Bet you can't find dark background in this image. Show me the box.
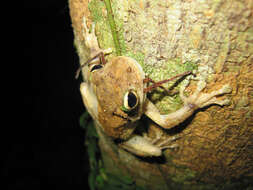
[5,1,89,188]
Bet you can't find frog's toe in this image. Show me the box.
[103,48,113,55]
[202,97,231,107]
[154,135,180,150]
[219,84,232,94]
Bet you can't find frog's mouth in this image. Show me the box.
[112,99,142,123]
[115,121,139,140]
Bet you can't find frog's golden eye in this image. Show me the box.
[90,64,103,72]
[123,90,139,111]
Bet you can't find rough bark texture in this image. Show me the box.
[69,0,253,189]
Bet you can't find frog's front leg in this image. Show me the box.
[145,81,232,129]
[80,82,99,122]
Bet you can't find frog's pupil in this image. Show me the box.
[91,64,103,72]
[128,92,137,108]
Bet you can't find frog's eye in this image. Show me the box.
[123,91,139,111]
[90,64,103,72]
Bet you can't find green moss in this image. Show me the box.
[88,0,105,23]
[88,0,116,57]
[125,51,145,66]
[144,59,197,80]
[171,168,196,184]
[145,59,197,113]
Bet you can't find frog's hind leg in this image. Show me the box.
[119,135,163,157]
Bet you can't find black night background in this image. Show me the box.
[5,1,90,188]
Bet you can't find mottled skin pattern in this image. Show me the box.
[92,57,146,139]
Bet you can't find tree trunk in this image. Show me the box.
[69,0,253,189]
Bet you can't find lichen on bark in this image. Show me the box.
[69,0,253,189]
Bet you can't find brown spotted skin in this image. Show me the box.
[91,56,146,139]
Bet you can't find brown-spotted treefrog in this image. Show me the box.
[77,18,232,157]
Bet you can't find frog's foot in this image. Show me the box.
[144,131,180,150]
[82,17,100,52]
[82,17,112,57]
[180,81,232,109]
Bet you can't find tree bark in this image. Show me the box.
[69,0,253,189]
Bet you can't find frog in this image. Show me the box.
[77,17,232,157]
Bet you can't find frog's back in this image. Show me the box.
[94,56,146,139]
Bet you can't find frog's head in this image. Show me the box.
[88,56,146,139]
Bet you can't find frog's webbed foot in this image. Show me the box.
[143,128,179,150]
[82,17,99,52]
[180,81,232,109]
[82,17,112,57]
[150,135,179,149]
